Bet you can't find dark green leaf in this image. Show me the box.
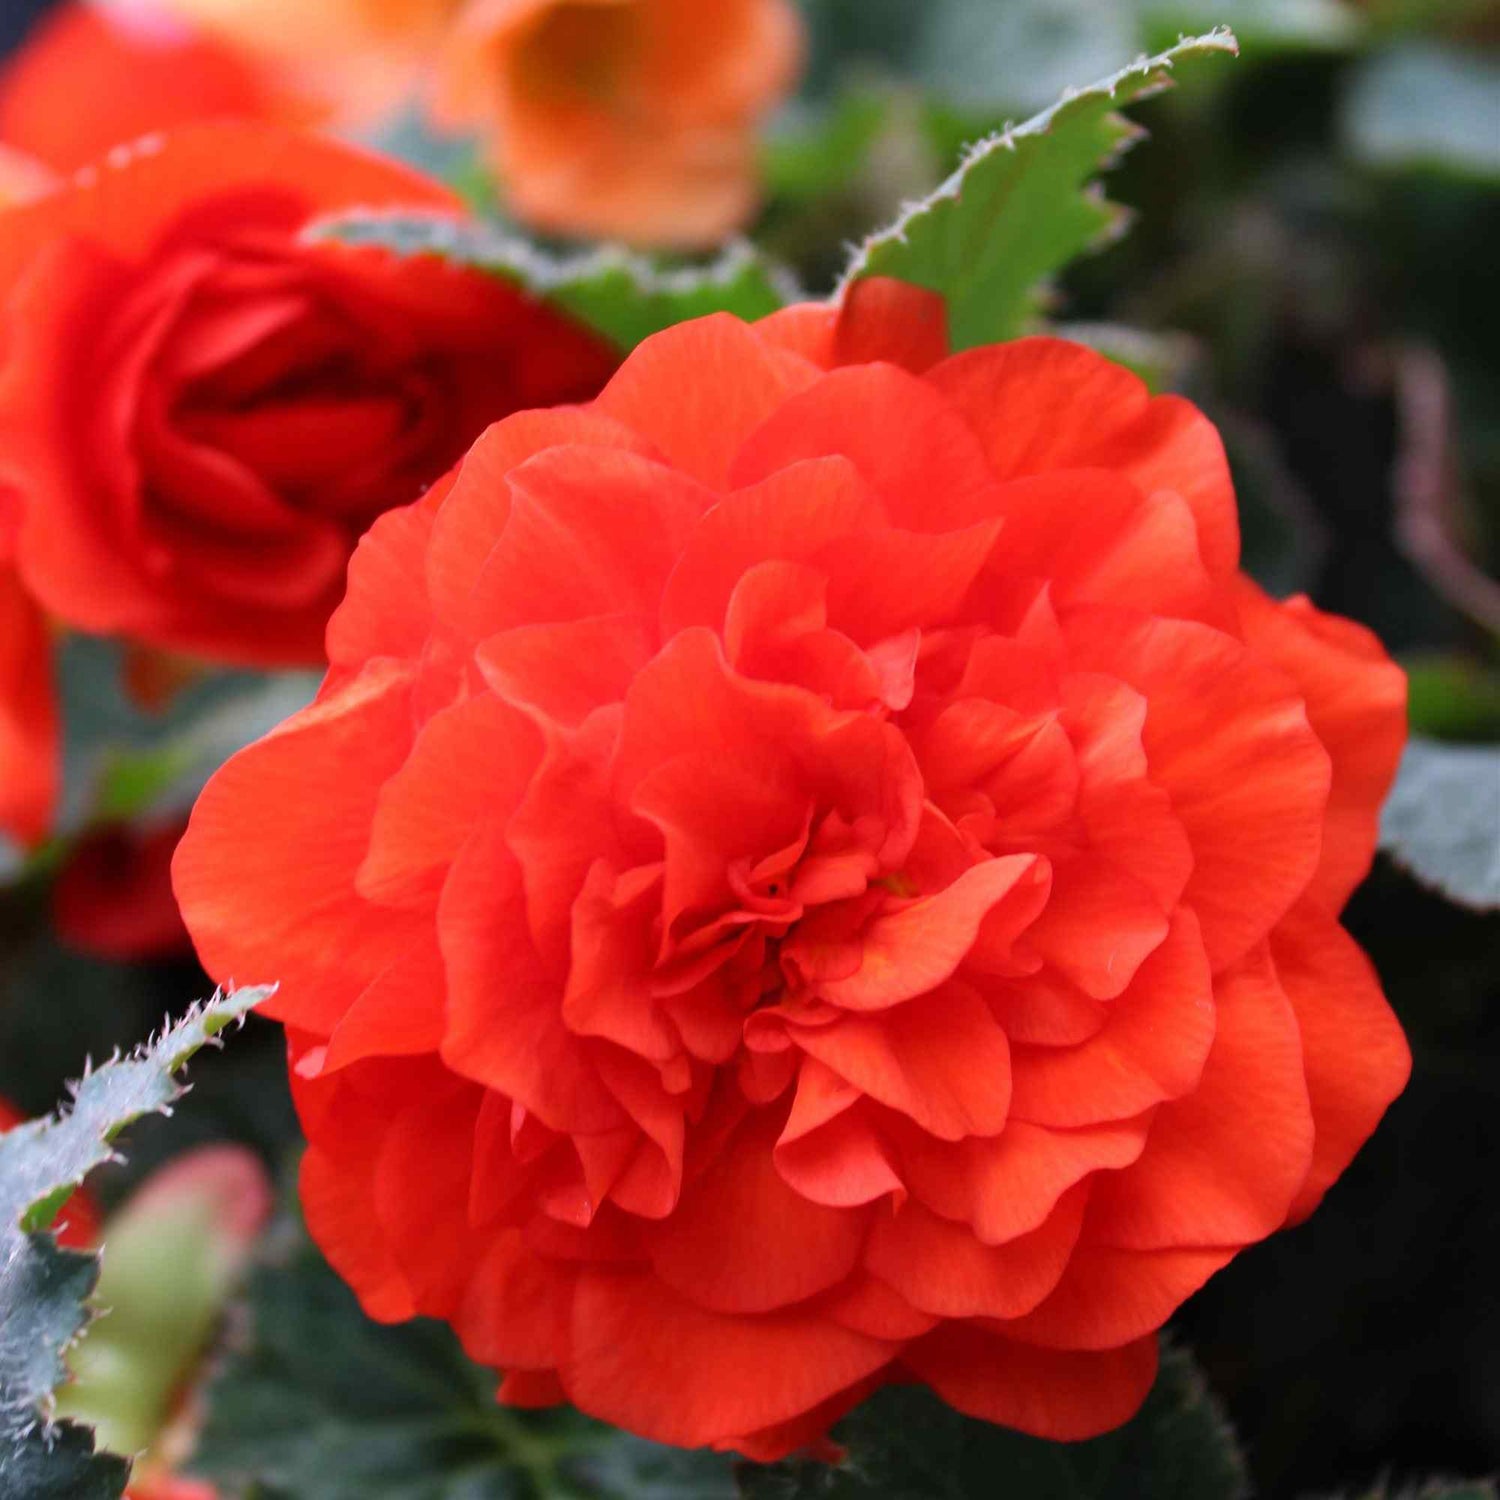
[1,988,271,1500]
[311,216,793,353]
[0,1417,131,1500]
[736,1344,1248,1499]
[840,30,1240,349]
[192,1221,737,1500]
[1379,739,1500,909]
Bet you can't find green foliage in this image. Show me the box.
[1403,656,1500,741]
[735,1345,1248,1498]
[0,989,270,1500]
[1343,43,1500,180]
[1379,739,1500,909]
[839,31,1240,349]
[191,1221,737,1499]
[312,215,793,352]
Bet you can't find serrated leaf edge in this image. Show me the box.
[835,27,1240,301]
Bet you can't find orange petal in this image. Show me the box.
[565,1267,895,1448]
[648,1106,868,1313]
[1087,945,1314,1250]
[1236,579,1407,912]
[931,337,1238,578]
[905,1325,1159,1440]
[1271,901,1411,1223]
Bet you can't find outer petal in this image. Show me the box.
[930,337,1239,578]
[594,314,819,488]
[565,1268,895,1450]
[1087,946,1314,1250]
[1271,901,1411,1223]
[998,1241,1235,1351]
[905,1326,1159,1440]
[864,1184,1088,1321]
[173,659,423,1035]
[1066,610,1331,971]
[1236,578,1407,912]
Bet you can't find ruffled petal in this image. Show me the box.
[173,659,424,1035]
[1087,945,1314,1249]
[565,1268,895,1449]
[596,314,820,488]
[648,1106,869,1314]
[905,1325,1159,1440]
[930,337,1238,578]
[1271,901,1411,1223]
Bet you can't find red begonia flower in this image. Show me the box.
[175,277,1411,1457]
[0,2,308,173]
[0,122,618,666]
[53,818,193,962]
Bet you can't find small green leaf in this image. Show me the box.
[840,30,1240,349]
[0,988,271,1500]
[736,1343,1248,1499]
[1379,739,1500,909]
[310,215,795,353]
[191,1220,737,1499]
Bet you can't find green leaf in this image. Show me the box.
[1403,655,1500,741]
[0,988,271,1500]
[735,1343,1248,1499]
[1379,738,1500,909]
[191,1220,737,1499]
[311,215,794,353]
[839,29,1240,349]
[1343,43,1500,181]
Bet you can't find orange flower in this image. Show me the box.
[174,281,1410,1458]
[0,122,617,667]
[441,0,804,246]
[0,2,310,173]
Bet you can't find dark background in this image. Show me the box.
[1,2,1496,1495]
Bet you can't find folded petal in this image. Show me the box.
[1087,945,1314,1249]
[1271,902,1411,1223]
[905,1325,1159,1440]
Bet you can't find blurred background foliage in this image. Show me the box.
[0,0,1497,1495]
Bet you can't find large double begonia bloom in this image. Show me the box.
[0,122,617,667]
[175,279,1412,1458]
